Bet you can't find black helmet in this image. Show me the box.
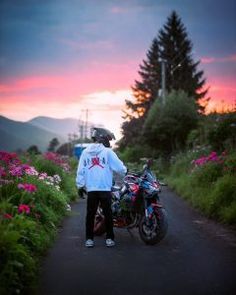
[91,127,115,147]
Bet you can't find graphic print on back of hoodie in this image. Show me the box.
[76,143,127,192]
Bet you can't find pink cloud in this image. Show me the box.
[201,54,236,64]
[0,60,138,124]
[0,60,138,102]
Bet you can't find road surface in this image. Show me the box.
[39,187,236,295]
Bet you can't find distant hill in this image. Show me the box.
[27,116,94,139]
[0,116,65,152]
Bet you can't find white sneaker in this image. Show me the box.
[106,239,115,247]
[85,239,94,247]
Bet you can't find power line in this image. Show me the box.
[169,40,188,64]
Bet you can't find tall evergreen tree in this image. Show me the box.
[120,38,161,146]
[124,38,161,119]
[120,11,208,148]
[158,11,207,104]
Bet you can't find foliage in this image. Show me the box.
[27,145,41,155]
[47,138,60,152]
[143,90,199,155]
[124,38,160,119]
[0,151,77,294]
[166,149,236,225]
[118,145,152,163]
[120,11,207,150]
[56,142,72,156]
[119,117,145,148]
[207,112,236,151]
[158,11,207,103]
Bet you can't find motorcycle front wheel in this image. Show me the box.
[138,208,168,245]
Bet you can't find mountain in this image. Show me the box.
[0,116,65,152]
[27,116,93,139]
[28,116,78,139]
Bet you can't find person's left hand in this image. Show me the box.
[78,187,86,199]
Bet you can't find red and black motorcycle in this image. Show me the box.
[94,160,168,245]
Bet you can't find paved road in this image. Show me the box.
[39,187,236,295]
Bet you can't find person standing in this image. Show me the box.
[76,127,127,247]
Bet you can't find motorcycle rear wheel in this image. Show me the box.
[93,214,106,236]
[138,208,168,245]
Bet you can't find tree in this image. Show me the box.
[27,145,41,155]
[120,38,161,146]
[120,11,207,149]
[158,11,208,107]
[47,138,60,152]
[57,142,72,156]
[125,38,161,119]
[143,90,199,155]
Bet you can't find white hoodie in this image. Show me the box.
[76,143,127,192]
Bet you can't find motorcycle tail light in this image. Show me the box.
[130,183,139,192]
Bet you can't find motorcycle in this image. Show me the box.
[94,160,168,245]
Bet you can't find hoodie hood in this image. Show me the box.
[86,143,105,155]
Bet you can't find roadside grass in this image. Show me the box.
[0,151,78,295]
[165,150,236,225]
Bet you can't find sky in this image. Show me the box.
[0,0,236,139]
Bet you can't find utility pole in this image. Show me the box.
[161,59,166,105]
[84,109,88,139]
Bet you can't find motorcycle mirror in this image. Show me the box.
[142,164,148,170]
[146,158,153,168]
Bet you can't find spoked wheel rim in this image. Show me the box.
[140,216,159,239]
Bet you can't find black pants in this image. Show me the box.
[86,191,114,240]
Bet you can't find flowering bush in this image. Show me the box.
[18,204,31,214]
[3,213,13,219]
[167,149,236,225]
[17,183,37,193]
[192,150,236,177]
[190,151,222,184]
[0,150,77,294]
[38,172,61,190]
[192,151,225,167]
[44,152,70,172]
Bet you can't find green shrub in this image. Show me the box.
[208,174,236,217]
[0,224,37,295]
[219,201,236,224]
[0,152,77,294]
[192,162,223,186]
[31,156,77,201]
[118,145,151,163]
[166,150,236,225]
[223,151,236,175]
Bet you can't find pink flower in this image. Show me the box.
[17,183,37,193]
[38,172,48,180]
[18,204,31,214]
[3,213,13,219]
[0,166,6,177]
[9,165,23,176]
[0,151,20,166]
[24,165,39,176]
[17,183,25,189]
[44,152,70,172]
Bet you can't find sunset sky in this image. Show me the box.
[0,0,235,139]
